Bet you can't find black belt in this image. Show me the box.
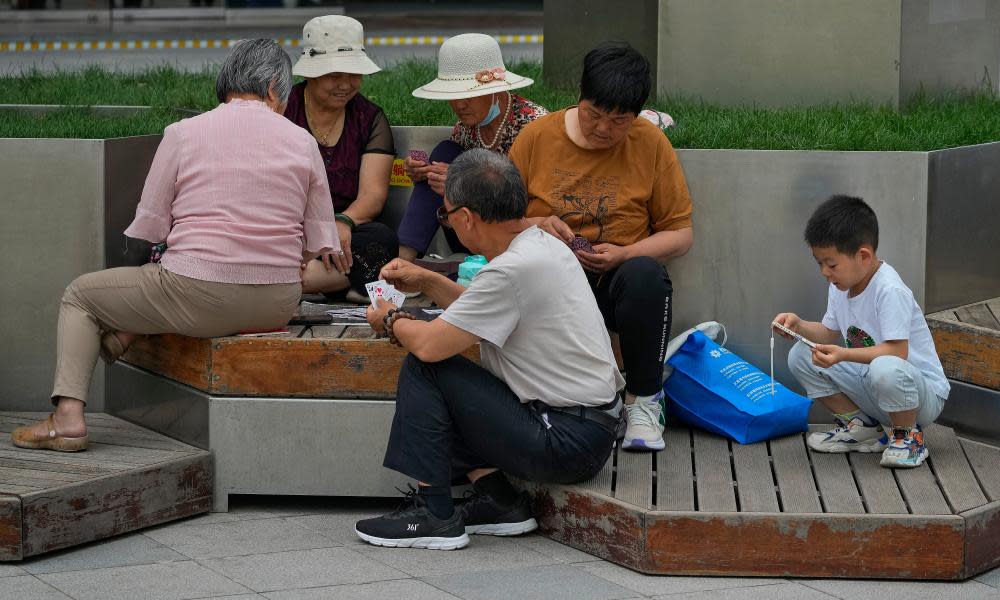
[534,396,623,434]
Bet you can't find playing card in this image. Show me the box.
[409,150,429,163]
[382,285,406,308]
[365,280,388,308]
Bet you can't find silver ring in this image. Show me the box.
[333,250,345,256]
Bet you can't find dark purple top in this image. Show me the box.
[284,82,395,213]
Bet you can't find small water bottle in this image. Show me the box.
[456,255,488,287]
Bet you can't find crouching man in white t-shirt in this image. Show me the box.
[356,148,624,551]
[773,195,949,470]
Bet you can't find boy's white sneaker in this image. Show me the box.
[807,417,888,453]
[622,392,665,452]
[880,426,929,468]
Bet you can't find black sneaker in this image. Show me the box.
[457,491,538,536]
[355,488,469,550]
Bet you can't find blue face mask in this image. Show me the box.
[478,96,501,127]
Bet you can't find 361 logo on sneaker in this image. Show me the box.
[406,524,419,531]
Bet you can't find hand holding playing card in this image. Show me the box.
[576,243,629,273]
[365,279,405,310]
[380,258,428,293]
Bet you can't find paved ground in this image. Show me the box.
[3,494,1000,600]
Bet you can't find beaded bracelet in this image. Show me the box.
[384,310,417,347]
[335,213,356,231]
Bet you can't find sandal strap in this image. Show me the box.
[46,413,58,438]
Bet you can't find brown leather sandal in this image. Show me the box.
[99,331,125,365]
[11,414,89,452]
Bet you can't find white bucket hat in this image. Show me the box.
[412,33,533,100]
[293,16,380,78]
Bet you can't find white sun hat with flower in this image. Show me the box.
[412,33,533,100]
[293,15,381,77]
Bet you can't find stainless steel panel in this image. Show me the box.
[106,362,209,449]
[0,139,106,412]
[103,136,162,269]
[671,149,929,392]
[210,397,410,500]
[938,380,1000,445]
[925,142,1000,312]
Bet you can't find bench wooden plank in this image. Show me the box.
[580,445,614,497]
[0,442,182,468]
[0,417,194,453]
[306,325,347,339]
[0,466,90,484]
[0,495,22,560]
[732,442,779,512]
[927,316,1000,390]
[693,430,736,512]
[341,326,377,339]
[986,298,1000,326]
[895,464,952,515]
[955,303,1000,330]
[656,427,694,511]
[0,457,121,477]
[961,438,1000,502]
[926,424,988,513]
[848,453,908,514]
[810,452,865,514]
[769,434,822,513]
[615,450,652,509]
[121,333,212,391]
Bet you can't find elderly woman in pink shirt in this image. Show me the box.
[12,39,339,452]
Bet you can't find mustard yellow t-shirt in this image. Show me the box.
[508,108,692,247]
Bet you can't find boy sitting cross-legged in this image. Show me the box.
[773,195,950,468]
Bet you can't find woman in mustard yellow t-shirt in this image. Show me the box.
[508,42,694,453]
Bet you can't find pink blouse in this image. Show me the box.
[125,99,339,285]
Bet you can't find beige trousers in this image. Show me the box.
[53,263,300,403]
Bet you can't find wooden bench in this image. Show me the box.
[927,297,1000,443]
[519,423,1000,580]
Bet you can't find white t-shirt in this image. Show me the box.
[441,226,625,407]
[821,262,949,399]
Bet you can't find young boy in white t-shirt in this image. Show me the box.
[773,195,949,468]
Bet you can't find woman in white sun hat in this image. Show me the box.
[285,15,399,300]
[396,33,547,262]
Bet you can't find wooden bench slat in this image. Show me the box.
[927,317,1000,390]
[986,298,1000,324]
[656,427,694,511]
[0,457,119,478]
[925,424,988,513]
[961,438,1000,502]
[307,325,347,339]
[769,434,822,513]
[693,430,737,512]
[895,464,952,515]
[810,452,865,514]
[732,441,780,512]
[580,445,614,497]
[848,453,908,514]
[341,326,377,339]
[955,302,1000,330]
[615,450,652,509]
[0,415,189,447]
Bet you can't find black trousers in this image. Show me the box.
[590,256,674,396]
[320,221,398,295]
[383,355,616,487]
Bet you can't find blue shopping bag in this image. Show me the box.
[662,330,810,444]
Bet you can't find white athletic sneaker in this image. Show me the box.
[880,426,929,468]
[807,417,888,453]
[622,393,665,451]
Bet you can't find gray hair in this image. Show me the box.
[215,39,293,105]
[444,148,527,222]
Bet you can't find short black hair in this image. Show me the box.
[444,148,527,222]
[579,42,651,116]
[805,195,879,254]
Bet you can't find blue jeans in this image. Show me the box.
[383,354,616,487]
[787,341,945,427]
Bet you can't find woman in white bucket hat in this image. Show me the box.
[284,15,399,301]
[396,33,547,262]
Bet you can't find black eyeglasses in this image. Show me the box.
[436,204,463,228]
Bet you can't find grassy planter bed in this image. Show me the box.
[2,62,1000,150]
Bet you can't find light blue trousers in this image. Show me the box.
[787,342,945,427]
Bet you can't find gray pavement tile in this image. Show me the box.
[287,509,390,548]
[207,596,267,600]
[0,565,26,578]
[576,561,787,597]
[354,534,559,577]
[802,578,1000,600]
[144,517,337,559]
[199,547,409,593]
[37,561,250,600]
[0,575,72,600]
[651,582,837,600]
[21,533,186,574]
[264,579,461,600]
[424,564,635,600]
[509,534,599,564]
[978,566,1000,589]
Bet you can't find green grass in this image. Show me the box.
[2,61,1000,150]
